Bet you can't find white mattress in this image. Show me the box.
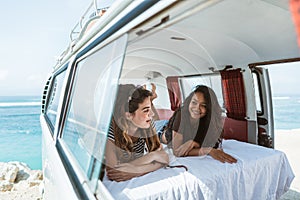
[102,140,294,200]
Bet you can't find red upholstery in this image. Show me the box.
[220,68,246,120]
[166,76,182,111]
[223,117,248,142]
[156,109,174,120]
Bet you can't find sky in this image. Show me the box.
[0,0,112,96]
[267,62,300,96]
[0,0,300,96]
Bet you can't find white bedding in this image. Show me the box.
[102,140,294,200]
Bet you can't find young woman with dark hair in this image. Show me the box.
[164,85,237,163]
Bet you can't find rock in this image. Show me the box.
[9,161,31,183]
[0,161,43,195]
[0,162,19,183]
[28,170,43,181]
[28,180,41,187]
[15,169,30,183]
[0,180,13,192]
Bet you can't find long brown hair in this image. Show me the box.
[112,84,160,153]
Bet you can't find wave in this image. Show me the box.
[275,128,300,132]
[0,102,41,107]
[273,96,290,100]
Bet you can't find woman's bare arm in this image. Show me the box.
[130,148,168,166]
[184,147,237,164]
[173,131,200,156]
[105,141,169,182]
[207,148,237,163]
[105,139,119,168]
[106,161,164,182]
[172,131,237,163]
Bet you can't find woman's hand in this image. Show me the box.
[174,140,199,157]
[149,150,169,165]
[106,151,169,182]
[208,148,237,163]
[129,147,168,166]
[106,163,144,182]
[150,83,157,102]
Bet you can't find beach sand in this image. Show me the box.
[0,186,42,200]
[275,129,300,199]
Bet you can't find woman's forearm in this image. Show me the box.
[106,162,164,182]
[130,152,155,165]
[138,161,165,174]
[187,147,211,156]
[130,149,169,166]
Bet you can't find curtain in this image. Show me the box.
[166,76,182,111]
[220,69,246,120]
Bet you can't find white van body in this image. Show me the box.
[40,0,298,199]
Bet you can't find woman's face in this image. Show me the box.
[130,96,154,129]
[189,92,207,119]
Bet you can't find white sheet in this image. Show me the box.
[102,140,294,200]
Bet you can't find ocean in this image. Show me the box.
[273,94,300,130]
[0,95,299,170]
[0,96,42,170]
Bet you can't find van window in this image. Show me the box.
[180,75,224,110]
[45,69,67,133]
[60,34,128,190]
[252,72,263,114]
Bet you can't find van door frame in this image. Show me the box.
[249,58,300,148]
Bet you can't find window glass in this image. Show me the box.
[180,75,225,112]
[46,70,67,132]
[61,34,127,190]
[252,72,263,114]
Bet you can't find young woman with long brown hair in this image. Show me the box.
[105,84,169,182]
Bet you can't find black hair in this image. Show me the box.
[168,85,222,147]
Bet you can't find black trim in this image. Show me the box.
[44,63,68,114]
[52,62,93,199]
[44,67,69,134]
[76,0,160,59]
[41,76,52,114]
[56,141,92,200]
[87,157,96,180]
[249,57,300,68]
[56,62,77,138]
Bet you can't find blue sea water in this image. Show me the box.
[273,94,300,130]
[0,95,299,170]
[0,96,42,170]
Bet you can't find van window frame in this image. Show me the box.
[44,66,68,135]
[55,34,128,196]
